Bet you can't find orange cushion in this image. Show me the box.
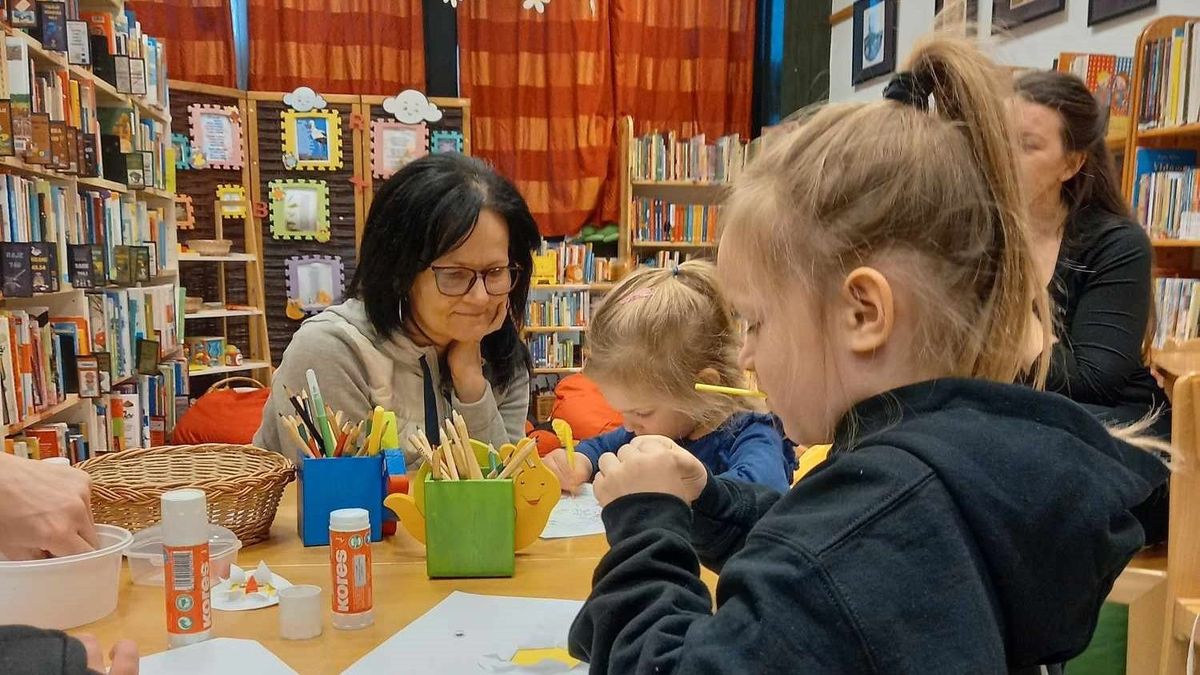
[551,374,623,440]
[172,387,271,445]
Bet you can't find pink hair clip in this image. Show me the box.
[618,287,656,305]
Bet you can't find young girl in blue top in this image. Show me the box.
[542,261,796,494]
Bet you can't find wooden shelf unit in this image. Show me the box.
[0,12,181,453]
[1124,17,1200,675]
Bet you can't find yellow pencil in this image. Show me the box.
[694,383,768,399]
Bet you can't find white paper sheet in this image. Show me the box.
[540,484,605,539]
[140,638,297,675]
[341,592,587,675]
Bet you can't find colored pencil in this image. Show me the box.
[694,383,768,399]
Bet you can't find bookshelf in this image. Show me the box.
[0,4,184,462]
[169,81,272,391]
[617,116,740,266]
[1123,16,1200,354]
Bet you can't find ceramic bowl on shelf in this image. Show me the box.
[187,239,233,256]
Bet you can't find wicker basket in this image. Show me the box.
[79,444,295,546]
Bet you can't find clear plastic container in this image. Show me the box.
[0,524,132,629]
[124,523,242,586]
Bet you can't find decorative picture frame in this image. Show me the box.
[1087,0,1155,26]
[430,130,465,155]
[285,255,344,318]
[188,104,244,170]
[372,120,428,178]
[991,0,1066,30]
[215,184,248,219]
[175,195,196,230]
[852,0,897,86]
[269,179,331,242]
[281,109,343,171]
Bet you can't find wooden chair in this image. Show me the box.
[1159,368,1200,673]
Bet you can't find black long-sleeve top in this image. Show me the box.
[567,379,1168,673]
[1048,207,1170,425]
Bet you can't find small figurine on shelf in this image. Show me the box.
[225,345,244,367]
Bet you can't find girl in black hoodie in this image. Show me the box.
[567,33,1169,674]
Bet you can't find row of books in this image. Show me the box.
[0,175,170,296]
[3,14,171,187]
[97,361,187,454]
[1055,52,1134,138]
[1135,165,1200,241]
[525,290,590,329]
[5,2,169,107]
[531,241,618,285]
[630,131,747,184]
[1154,277,1200,349]
[632,198,720,244]
[87,285,182,385]
[1132,148,1198,240]
[528,333,580,370]
[0,306,85,424]
[8,421,90,462]
[1137,21,1200,130]
[639,250,695,269]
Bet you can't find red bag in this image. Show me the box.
[172,377,271,445]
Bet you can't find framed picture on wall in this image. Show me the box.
[285,255,344,318]
[1087,0,1155,26]
[852,0,897,85]
[372,120,428,178]
[269,179,331,242]
[188,104,244,170]
[281,109,344,171]
[992,0,1066,31]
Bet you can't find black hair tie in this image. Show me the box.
[883,71,936,110]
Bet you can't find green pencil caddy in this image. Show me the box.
[423,476,516,578]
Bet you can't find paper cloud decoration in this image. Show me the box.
[283,86,327,113]
[383,90,443,124]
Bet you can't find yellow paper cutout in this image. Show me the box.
[511,648,580,668]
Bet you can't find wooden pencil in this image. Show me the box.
[439,435,461,480]
[452,411,483,479]
[280,413,316,458]
[497,438,538,479]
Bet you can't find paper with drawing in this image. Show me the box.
[540,483,604,539]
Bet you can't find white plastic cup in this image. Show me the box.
[279,585,323,640]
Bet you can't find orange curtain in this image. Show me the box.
[612,0,756,139]
[124,0,237,88]
[458,1,616,238]
[247,0,425,95]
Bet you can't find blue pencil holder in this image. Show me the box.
[297,455,386,546]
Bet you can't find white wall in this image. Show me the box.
[829,0,1199,102]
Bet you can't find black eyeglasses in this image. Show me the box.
[429,265,521,297]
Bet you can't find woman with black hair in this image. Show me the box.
[254,154,542,462]
[1014,70,1171,544]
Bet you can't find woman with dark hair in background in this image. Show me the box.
[1014,70,1171,544]
[254,154,542,462]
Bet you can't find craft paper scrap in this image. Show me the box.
[341,592,586,675]
[540,483,604,539]
[212,561,293,612]
[140,638,297,675]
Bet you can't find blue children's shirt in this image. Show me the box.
[576,412,796,493]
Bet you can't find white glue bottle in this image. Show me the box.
[329,508,374,630]
[161,488,213,648]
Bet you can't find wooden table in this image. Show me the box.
[70,485,717,673]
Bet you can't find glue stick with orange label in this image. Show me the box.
[161,488,212,648]
[329,508,374,630]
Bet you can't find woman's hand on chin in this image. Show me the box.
[447,301,508,403]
